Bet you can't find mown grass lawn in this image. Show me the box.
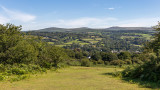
[0,66,150,90]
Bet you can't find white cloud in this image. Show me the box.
[22,22,54,31]
[0,6,36,23]
[117,18,160,27]
[51,17,118,28]
[0,15,10,24]
[21,17,118,30]
[107,8,115,10]
[51,17,159,28]
[22,17,160,31]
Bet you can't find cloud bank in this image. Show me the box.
[0,6,159,31]
[52,17,118,28]
[0,6,36,24]
[24,17,159,31]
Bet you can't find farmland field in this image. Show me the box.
[28,30,154,52]
[0,67,150,90]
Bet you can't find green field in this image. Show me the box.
[95,38,103,40]
[121,36,136,39]
[82,38,100,44]
[120,33,152,40]
[64,39,89,45]
[55,45,66,47]
[48,42,54,44]
[132,44,143,47]
[83,38,94,41]
[135,33,152,40]
[65,39,81,44]
[0,67,150,90]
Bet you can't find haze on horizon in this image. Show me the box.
[0,0,160,30]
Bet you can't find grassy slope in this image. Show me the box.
[0,67,150,90]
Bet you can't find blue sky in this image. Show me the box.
[0,0,160,30]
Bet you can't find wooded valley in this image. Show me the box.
[0,23,160,89]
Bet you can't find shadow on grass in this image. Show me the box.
[102,72,160,89]
[101,72,114,76]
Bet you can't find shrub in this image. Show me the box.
[0,64,6,73]
[125,59,132,64]
[112,71,122,77]
[40,62,52,69]
[4,64,46,75]
[110,60,125,65]
[97,60,104,64]
[92,60,98,65]
[11,68,27,75]
[0,75,5,81]
[133,58,143,64]
[121,61,160,82]
[10,75,29,82]
[81,59,91,67]
[67,60,81,66]
[104,61,110,65]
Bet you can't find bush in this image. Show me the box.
[0,75,5,81]
[10,75,29,82]
[40,62,52,69]
[67,60,81,66]
[97,60,104,64]
[110,60,125,65]
[125,59,132,64]
[3,64,47,76]
[133,58,143,64]
[81,59,91,67]
[104,61,110,65]
[92,60,98,65]
[0,64,6,73]
[121,61,160,82]
[112,71,122,77]
[11,68,27,75]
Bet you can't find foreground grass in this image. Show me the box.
[0,66,150,90]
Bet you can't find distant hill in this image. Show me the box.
[28,26,153,32]
[105,26,153,31]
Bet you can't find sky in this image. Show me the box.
[0,0,160,30]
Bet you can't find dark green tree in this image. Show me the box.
[101,52,118,62]
[91,52,101,61]
[118,51,131,60]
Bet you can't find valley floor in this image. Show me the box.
[0,66,150,90]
